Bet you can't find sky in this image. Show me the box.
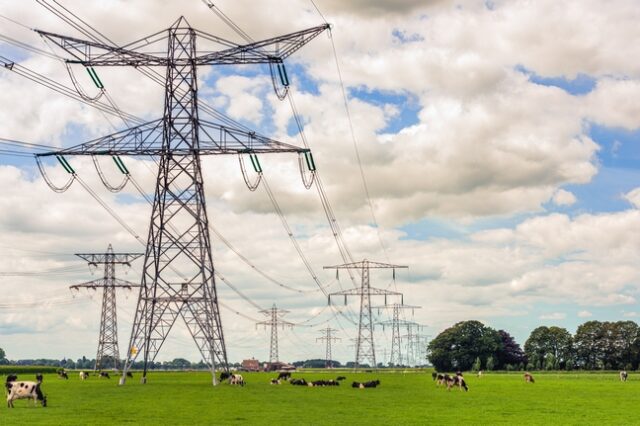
[0,0,639,365]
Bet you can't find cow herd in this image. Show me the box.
[218,371,376,389]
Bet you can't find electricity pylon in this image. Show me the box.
[402,324,428,366]
[316,327,340,368]
[256,304,293,366]
[325,260,406,370]
[376,304,420,367]
[70,244,142,371]
[35,17,329,386]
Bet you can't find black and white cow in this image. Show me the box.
[277,372,291,381]
[99,371,110,379]
[446,374,468,392]
[57,369,68,380]
[290,378,307,386]
[270,378,281,385]
[229,374,245,386]
[336,376,346,381]
[5,376,46,408]
[79,371,89,381]
[352,380,380,389]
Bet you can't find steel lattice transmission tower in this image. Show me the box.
[316,327,340,368]
[402,324,428,366]
[35,17,329,385]
[70,244,143,370]
[256,304,293,365]
[325,260,406,370]
[376,304,420,367]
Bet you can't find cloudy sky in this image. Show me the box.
[0,0,639,365]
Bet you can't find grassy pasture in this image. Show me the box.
[1,370,639,425]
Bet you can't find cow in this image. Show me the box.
[99,372,110,379]
[352,380,380,389]
[336,376,346,381]
[270,379,281,385]
[477,370,483,378]
[57,369,68,380]
[277,372,291,381]
[79,372,89,381]
[5,376,46,408]
[229,374,245,386]
[620,370,628,382]
[446,374,468,392]
[524,372,535,383]
[308,379,339,387]
[290,378,307,386]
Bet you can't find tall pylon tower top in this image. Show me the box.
[35,16,330,386]
[256,304,294,365]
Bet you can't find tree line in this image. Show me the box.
[428,320,640,371]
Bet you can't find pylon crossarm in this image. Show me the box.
[199,120,308,154]
[70,278,141,290]
[35,29,169,66]
[195,24,330,65]
[324,260,408,270]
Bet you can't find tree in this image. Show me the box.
[496,330,527,369]
[472,357,481,372]
[0,347,5,360]
[573,321,605,369]
[524,326,573,369]
[486,356,495,371]
[428,320,501,371]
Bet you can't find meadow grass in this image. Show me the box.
[1,370,639,425]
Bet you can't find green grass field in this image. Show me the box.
[2,370,639,425]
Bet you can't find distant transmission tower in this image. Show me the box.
[70,244,142,371]
[402,324,427,366]
[256,304,294,365]
[376,304,420,366]
[36,17,329,385]
[325,260,406,370]
[316,327,340,368]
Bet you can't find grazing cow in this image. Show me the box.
[229,374,245,386]
[290,378,307,386]
[352,380,380,389]
[477,370,483,378]
[99,372,110,379]
[79,372,89,381]
[277,372,291,381]
[57,369,69,380]
[620,371,628,382]
[219,371,232,382]
[5,377,46,408]
[336,376,346,381]
[126,372,133,378]
[445,374,468,392]
[270,379,281,385]
[524,372,535,383]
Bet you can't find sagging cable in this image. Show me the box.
[269,61,289,101]
[238,153,262,191]
[65,63,103,102]
[92,155,129,192]
[298,151,316,189]
[35,155,75,193]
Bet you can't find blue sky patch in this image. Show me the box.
[516,65,596,95]
[349,87,420,133]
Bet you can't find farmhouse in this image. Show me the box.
[266,361,296,372]
[241,358,260,372]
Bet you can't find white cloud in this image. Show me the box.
[552,189,577,206]
[624,187,640,209]
[539,313,567,320]
[577,310,592,318]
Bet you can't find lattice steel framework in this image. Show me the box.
[316,327,340,368]
[70,244,142,370]
[401,324,428,367]
[325,260,406,370]
[376,304,420,366]
[35,17,329,386]
[256,304,293,364]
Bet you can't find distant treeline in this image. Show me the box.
[428,320,640,371]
